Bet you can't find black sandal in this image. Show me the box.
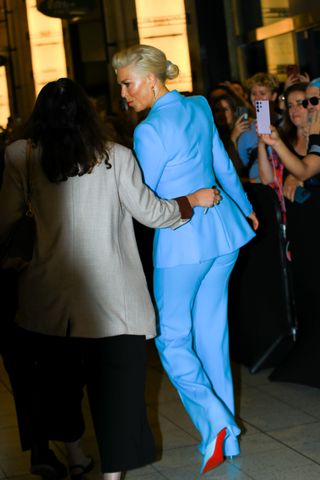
[69,458,94,480]
[31,449,68,480]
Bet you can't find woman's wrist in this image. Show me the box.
[230,131,238,144]
[308,134,320,147]
[307,134,320,156]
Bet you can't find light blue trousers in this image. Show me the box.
[154,250,240,457]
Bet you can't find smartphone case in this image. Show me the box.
[256,100,271,134]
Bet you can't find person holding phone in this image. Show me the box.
[211,94,250,176]
[257,82,316,203]
[284,65,310,92]
[113,44,258,475]
[259,79,320,184]
[259,78,320,389]
[237,72,280,181]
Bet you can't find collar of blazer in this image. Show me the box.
[151,89,181,112]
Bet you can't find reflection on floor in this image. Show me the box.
[1,343,320,480]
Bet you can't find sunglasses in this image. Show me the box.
[302,96,320,108]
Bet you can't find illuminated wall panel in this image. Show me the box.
[265,33,295,80]
[135,0,192,92]
[261,0,290,25]
[260,0,295,81]
[26,0,67,95]
[0,66,10,128]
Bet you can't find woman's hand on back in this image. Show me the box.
[187,187,221,208]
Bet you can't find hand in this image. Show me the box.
[187,187,221,208]
[308,109,320,135]
[283,174,303,202]
[247,211,259,230]
[298,72,310,83]
[230,115,250,143]
[259,125,281,147]
[284,73,300,90]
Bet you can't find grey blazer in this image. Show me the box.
[0,140,186,338]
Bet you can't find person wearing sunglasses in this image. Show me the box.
[259,78,320,390]
[259,78,320,182]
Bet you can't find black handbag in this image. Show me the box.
[0,141,36,271]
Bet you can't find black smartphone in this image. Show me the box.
[286,64,300,77]
[294,186,311,204]
[235,106,249,120]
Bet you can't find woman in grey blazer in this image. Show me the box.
[0,78,216,480]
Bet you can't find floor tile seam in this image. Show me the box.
[265,418,320,434]
[225,444,320,480]
[238,380,273,390]
[225,460,256,480]
[255,385,320,420]
[147,404,199,441]
[238,417,317,441]
[261,430,320,466]
[147,462,171,479]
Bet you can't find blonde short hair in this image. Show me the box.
[246,72,279,93]
[112,44,179,82]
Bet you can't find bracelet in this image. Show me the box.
[308,134,320,146]
[308,134,320,156]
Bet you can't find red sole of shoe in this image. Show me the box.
[202,427,227,475]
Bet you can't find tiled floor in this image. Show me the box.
[1,344,320,480]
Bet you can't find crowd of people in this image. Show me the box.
[0,44,319,480]
[209,70,320,388]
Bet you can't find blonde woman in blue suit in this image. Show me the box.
[113,45,258,475]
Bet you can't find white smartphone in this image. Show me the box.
[255,100,271,134]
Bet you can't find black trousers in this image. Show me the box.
[3,327,155,473]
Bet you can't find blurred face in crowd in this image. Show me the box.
[250,84,277,105]
[116,64,155,112]
[213,99,235,128]
[231,82,247,100]
[304,85,320,113]
[287,90,308,128]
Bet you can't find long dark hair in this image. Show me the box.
[282,82,308,147]
[23,78,110,183]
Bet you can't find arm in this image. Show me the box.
[0,144,27,243]
[258,130,304,199]
[212,120,253,217]
[283,174,303,202]
[230,115,250,145]
[260,126,320,181]
[257,139,274,185]
[114,146,215,229]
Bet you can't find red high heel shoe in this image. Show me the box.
[201,427,227,475]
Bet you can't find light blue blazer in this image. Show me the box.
[134,90,255,268]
